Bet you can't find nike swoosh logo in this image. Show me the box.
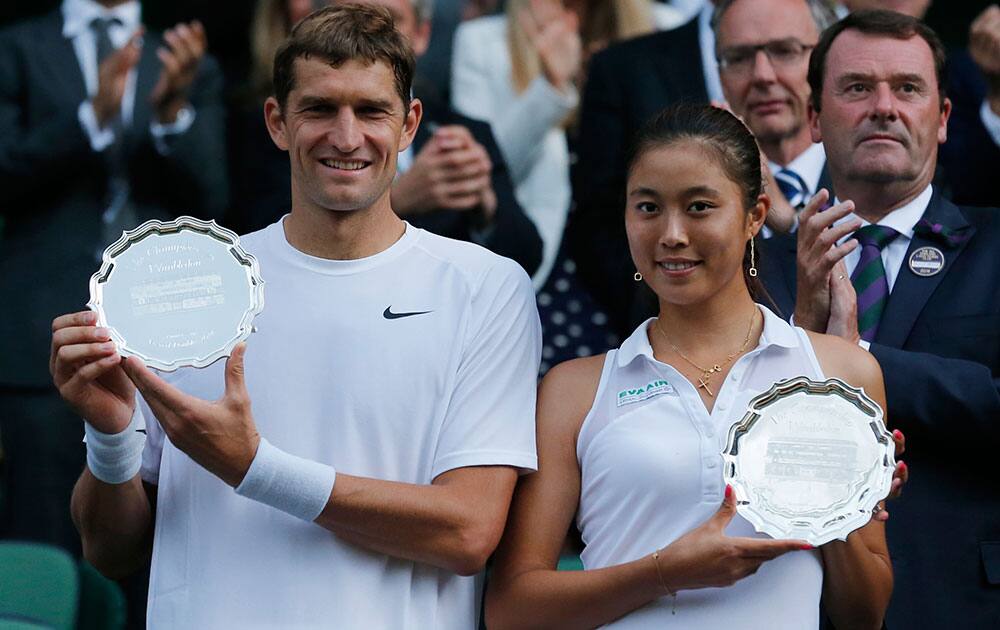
[383,306,433,320]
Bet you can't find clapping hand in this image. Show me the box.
[150,20,207,124]
[518,0,582,92]
[93,30,143,128]
[793,190,861,333]
[393,125,497,223]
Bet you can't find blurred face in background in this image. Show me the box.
[343,0,432,56]
[717,0,819,151]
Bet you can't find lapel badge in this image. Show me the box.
[908,246,944,277]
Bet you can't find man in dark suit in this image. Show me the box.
[0,0,226,552]
[714,0,836,233]
[758,11,1000,628]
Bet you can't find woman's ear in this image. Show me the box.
[749,193,770,238]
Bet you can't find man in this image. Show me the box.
[233,0,542,276]
[714,0,837,233]
[380,0,543,275]
[757,11,1000,628]
[53,5,540,627]
[0,0,225,552]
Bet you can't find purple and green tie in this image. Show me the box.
[851,225,900,343]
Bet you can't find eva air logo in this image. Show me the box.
[616,379,674,407]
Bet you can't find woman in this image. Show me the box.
[484,105,895,629]
[451,0,683,289]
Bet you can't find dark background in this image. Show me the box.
[0,0,988,96]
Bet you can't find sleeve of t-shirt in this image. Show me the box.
[431,258,542,479]
[138,391,166,486]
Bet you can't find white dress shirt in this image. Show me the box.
[767,142,828,200]
[698,3,725,104]
[63,0,193,155]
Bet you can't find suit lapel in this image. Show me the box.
[876,193,975,347]
[40,13,88,105]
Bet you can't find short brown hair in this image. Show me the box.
[808,10,947,113]
[272,4,416,111]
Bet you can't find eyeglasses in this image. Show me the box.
[717,39,816,74]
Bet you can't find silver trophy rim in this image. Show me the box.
[86,216,265,371]
[722,376,895,546]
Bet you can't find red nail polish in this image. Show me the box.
[800,544,814,550]
[725,484,732,499]
[892,429,903,440]
[899,461,907,472]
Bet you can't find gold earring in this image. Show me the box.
[748,238,758,277]
[634,271,643,282]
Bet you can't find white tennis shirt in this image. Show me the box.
[136,219,541,628]
[576,306,825,628]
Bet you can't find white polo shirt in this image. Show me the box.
[137,219,541,629]
[576,306,824,628]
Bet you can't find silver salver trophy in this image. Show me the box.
[722,377,895,546]
[88,216,265,371]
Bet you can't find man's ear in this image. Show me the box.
[937,96,952,145]
[398,97,423,152]
[264,96,289,152]
[808,101,822,144]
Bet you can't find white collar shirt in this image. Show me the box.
[834,184,933,292]
[767,142,827,198]
[698,4,725,104]
[62,0,141,125]
[575,305,826,626]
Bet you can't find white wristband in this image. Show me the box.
[234,438,337,522]
[84,409,146,485]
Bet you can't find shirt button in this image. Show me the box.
[717,401,728,411]
[707,460,717,469]
[705,428,715,438]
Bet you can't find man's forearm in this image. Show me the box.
[314,468,517,576]
[70,469,154,579]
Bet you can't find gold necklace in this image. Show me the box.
[654,309,759,397]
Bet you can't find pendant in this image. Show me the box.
[697,374,715,397]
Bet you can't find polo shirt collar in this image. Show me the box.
[616,304,797,368]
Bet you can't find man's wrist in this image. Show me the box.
[234,437,337,522]
[84,408,146,485]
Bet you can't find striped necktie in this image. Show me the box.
[851,225,900,343]
[774,168,808,209]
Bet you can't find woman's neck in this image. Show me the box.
[653,287,761,363]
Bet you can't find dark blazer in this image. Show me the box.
[228,89,542,278]
[0,10,228,387]
[938,50,1000,208]
[568,17,709,336]
[758,192,1000,629]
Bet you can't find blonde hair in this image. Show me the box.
[250,0,294,99]
[506,0,656,93]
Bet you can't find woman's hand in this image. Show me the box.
[656,485,811,592]
[872,429,908,522]
[518,0,582,92]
